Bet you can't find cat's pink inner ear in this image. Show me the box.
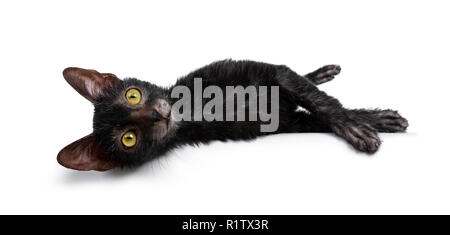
[62,67,121,103]
[57,134,115,171]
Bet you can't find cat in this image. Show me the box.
[58,60,408,171]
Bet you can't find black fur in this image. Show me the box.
[93,60,408,168]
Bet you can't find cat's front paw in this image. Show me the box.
[331,121,381,153]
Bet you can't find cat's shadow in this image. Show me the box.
[63,168,134,183]
[61,132,417,184]
[61,157,168,184]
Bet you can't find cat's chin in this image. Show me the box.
[167,111,176,130]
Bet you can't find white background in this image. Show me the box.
[0,0,449,214]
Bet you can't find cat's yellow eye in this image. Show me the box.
[126,88,141,105]
[122,131,137,148]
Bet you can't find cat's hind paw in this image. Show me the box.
[371,110,409,133]
[305,64,341,85]
[332,121,381,153]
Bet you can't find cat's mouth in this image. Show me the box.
[149,109,175,141]
[165,111,171,128]
[166,110,175,129]
[128,99,174,141]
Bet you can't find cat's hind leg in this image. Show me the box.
[277,111,382,153]
[304,64,341,85]
[277,111,332,134]
[276,65,381,153]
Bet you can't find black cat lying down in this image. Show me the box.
[58,60,408,171]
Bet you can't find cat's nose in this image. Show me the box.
[148,109,167,122]
[130,99,171,123]
[152,99,171,119]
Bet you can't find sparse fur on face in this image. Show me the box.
[58,60,408,171]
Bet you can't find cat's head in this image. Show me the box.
[57,68,176,171]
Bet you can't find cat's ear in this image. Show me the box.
[57,134,114,171]
[63,67,121,103]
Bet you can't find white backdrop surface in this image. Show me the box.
[0,0,449,214]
